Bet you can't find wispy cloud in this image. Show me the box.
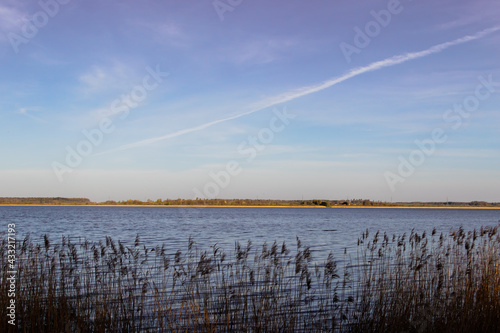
[132,20,188,47]
[224,38,297,65]
[0,4,26,41]
[98,26,500,155]
[435,148,500,159]
[16,107,46,123]
[79,62,136,96]
[437,16,482,31]
[155,22,183,38]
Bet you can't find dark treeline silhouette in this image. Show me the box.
[0,197,91,205]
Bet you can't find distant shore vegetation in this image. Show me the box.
[1,197,499,208]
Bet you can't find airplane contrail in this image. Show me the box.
[97,26,500,155]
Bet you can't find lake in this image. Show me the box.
[2,206,500,332]
[2,206,499,258]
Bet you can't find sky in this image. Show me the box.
[0,0,499,202]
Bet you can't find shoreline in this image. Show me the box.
[1,204,499,209]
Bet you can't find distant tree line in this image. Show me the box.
[101,199,311,206]
[1,197,498,207]
[0,197,91,205]
[100,199,500,207]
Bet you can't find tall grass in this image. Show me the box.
[347,225,500,332]
[1,224,499,332]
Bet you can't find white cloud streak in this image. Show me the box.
[16,107,46,123]
[99,26,500,155]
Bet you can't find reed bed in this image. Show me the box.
[1,224,499,332]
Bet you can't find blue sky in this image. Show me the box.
[0,0,499,202]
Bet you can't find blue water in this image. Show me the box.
[1,206,499,260]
